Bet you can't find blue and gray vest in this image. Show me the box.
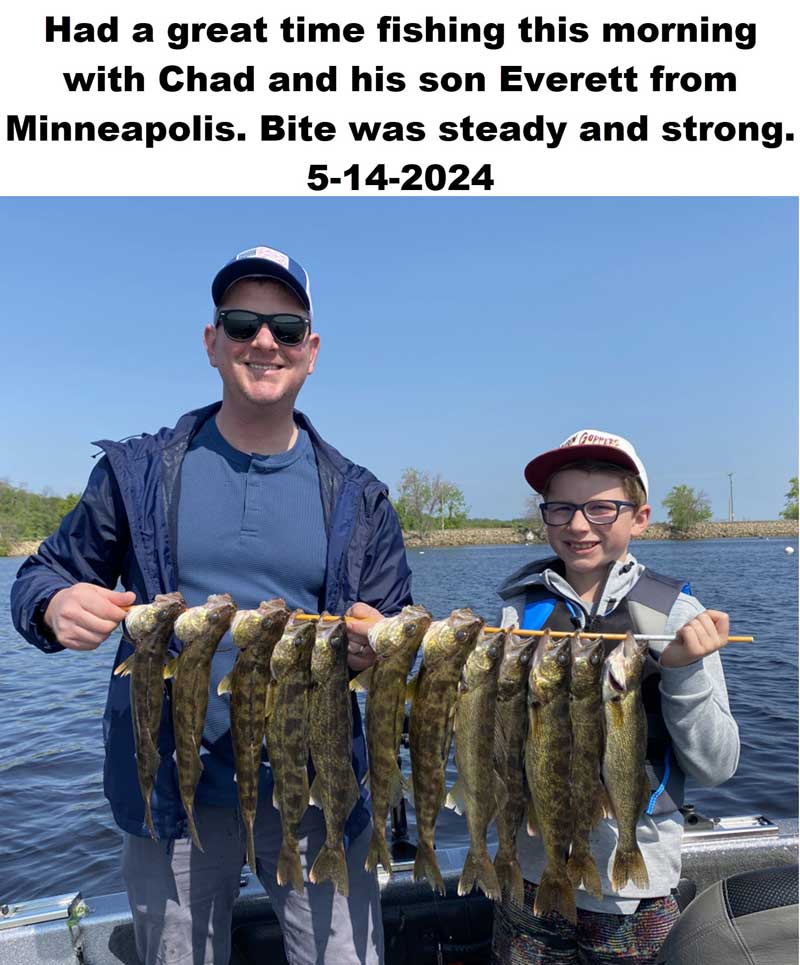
[520,558,688,816]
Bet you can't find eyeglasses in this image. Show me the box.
[216,309,310,346]
[539,500,637,526]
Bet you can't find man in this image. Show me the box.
[11,245,412,964]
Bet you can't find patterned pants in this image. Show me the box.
[492,880,679,964]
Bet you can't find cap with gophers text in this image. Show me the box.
[524,429,649,498]
[212,245,312,315]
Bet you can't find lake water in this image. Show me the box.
[1,538,797,903]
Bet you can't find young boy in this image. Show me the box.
[492,429,739,964]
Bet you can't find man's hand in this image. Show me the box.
[344,602,383,672]
[660,609,731,669]
[44,583,137,651]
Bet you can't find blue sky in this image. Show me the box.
[2,197,796,521]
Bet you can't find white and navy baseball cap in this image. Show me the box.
[212,245,313,315]
[524,429,649,498]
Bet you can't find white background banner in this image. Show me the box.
[0,0,796,195]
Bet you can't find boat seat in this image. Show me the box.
[656,864,798,965]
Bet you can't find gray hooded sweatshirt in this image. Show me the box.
[497,552,740,914]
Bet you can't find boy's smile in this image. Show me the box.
[544,469,651,602]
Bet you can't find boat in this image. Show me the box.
[2,804,796,964]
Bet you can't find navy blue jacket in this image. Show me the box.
[11,403,413,839]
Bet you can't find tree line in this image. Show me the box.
[0,480,80,555]
[0,471,796,556]
[391,467,800,539]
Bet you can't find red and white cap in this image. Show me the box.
[524,429,649,498]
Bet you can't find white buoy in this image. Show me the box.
[785,546,795,555]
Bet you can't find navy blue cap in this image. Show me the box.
[212,245,313,315]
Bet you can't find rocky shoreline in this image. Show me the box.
[6,520,798,558]
[402,519,799,548]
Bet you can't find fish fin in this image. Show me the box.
[265,683,277,718]
[309,843,349,897]
[413,841,445,895]
[388,763,406,808]
[184,803,204,853]
[349,667,374,692]
[217,671,233,696]
[442,706,456,762]
[534,867,577,923]
[143,798,158,842]
[444,777,466,816]
[527,801,540,836]
[566,845,602,898]
[244,817,256,872]
[365,828,393,875]
[494,772,509,813]
[277,839,304,894]
[404,774,415,808]
[113,654,135,677]
[405,673,420,703]
[611,845,649,891]
[163,656,179,680]
[459,849,501,902]
[494,855,524,906]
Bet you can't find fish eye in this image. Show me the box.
[591,651,602,664]
[406,623,417,635]
[519,651,531,664]
[558,651,569,665]
[293,635,303,647]
[208,611,220,623]
[488,645,498,659]
[455,630,467,642]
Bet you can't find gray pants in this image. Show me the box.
[122,802,383,965]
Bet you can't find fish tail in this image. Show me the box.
[566,845,602,898]
[277,838,304,894]
[459,849,501,902]
[143,797,158,841]
[494,854,524,906]
[534,868,576,923]
[365,827,393,875]
[413,841,445,895]
[244,816,256,872]
[184,799,204,852]
[611,845,649,891]
[309,843,349,897]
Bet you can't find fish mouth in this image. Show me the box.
[606,667,626,693]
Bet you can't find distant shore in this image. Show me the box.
[403,519,799,548]
[6,519,798,557]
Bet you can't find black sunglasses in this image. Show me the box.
[216,309,310,346]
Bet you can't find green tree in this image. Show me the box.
[430,474,469,530]
[393,468,468,537]
[780,476,799,520]
[662,484,712,532]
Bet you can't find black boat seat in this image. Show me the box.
[656,865,798,965]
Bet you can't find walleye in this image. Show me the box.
[447,628,508,901]
[493,629,536,905]
[354,605,433,874]
[217,599,292,872]
[114,592,187,840]
[567,634,606,897]
[526,631,575,922]
[602,632,650,891]
[408,608,484,894]
[167,593,237,851]
[265,612,318,893]
[308,615,360,897]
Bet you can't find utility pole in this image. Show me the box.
[728,472,734,522]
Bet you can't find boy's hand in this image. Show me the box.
[345,602,383,671]
[44,583,137,651]
[660,609,731,669]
